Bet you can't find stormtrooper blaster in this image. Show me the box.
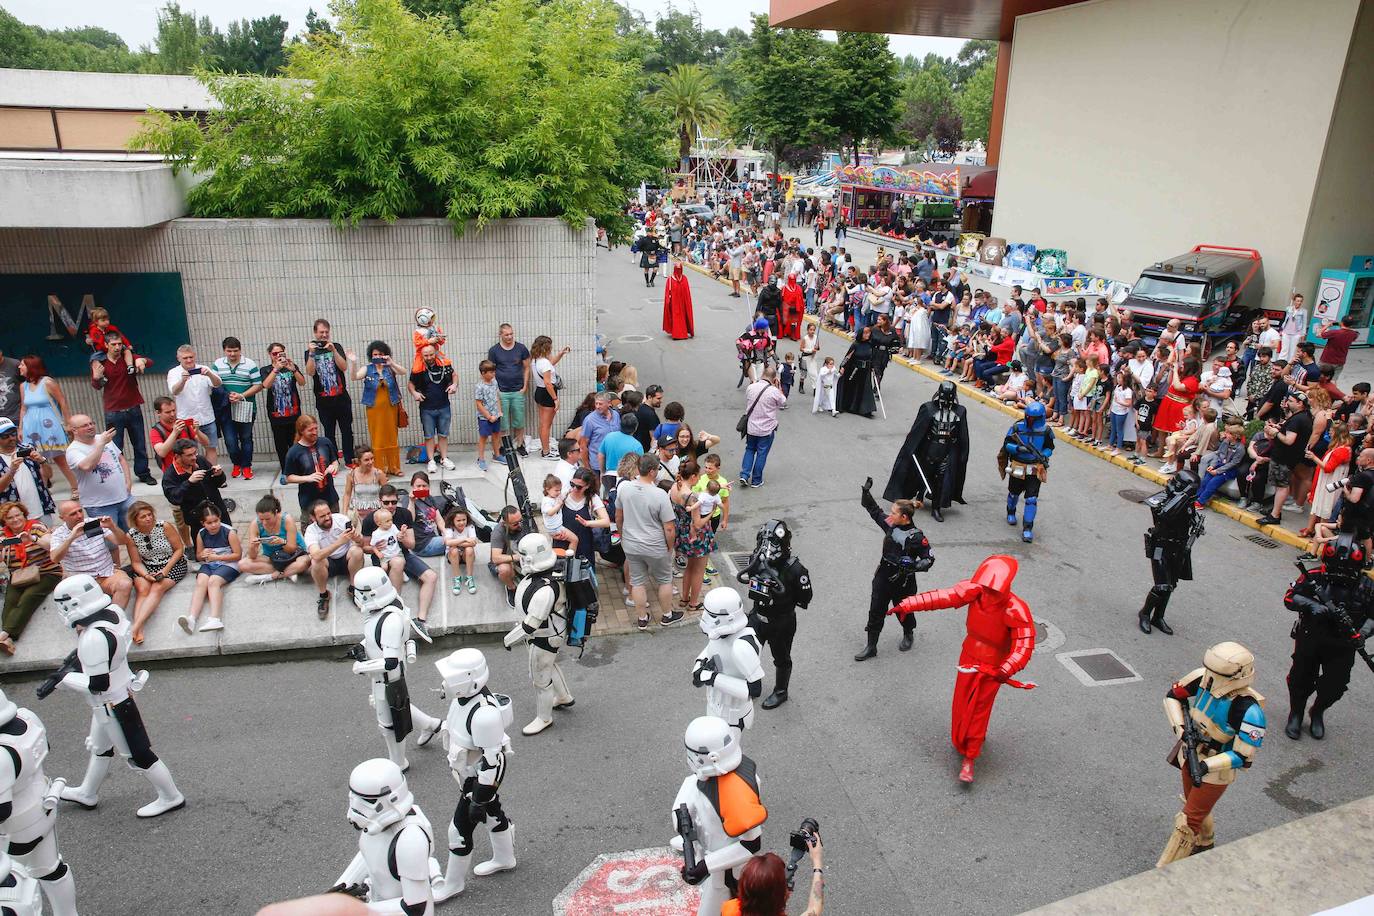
[1330,602,1374,675]
[35,649,79,700]
[674,804,703,885]
[500,434,539,537]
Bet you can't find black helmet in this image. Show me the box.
[1321,532,1367,581]
[934,381,959,408]
[755,518,792,563]
[1167,470,1201,499]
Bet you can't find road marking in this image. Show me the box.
[553,847,700,916]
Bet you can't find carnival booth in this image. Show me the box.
[835,164,960,237]
[1308,255,1374,347]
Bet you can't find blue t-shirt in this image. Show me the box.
[580,410,621,472]
[487,342,531,393]
[599,431,644,480]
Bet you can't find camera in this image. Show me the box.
[14,443,35,459]
[81,518,104,539]
[187,366,202,376]
[313,339,332,352]
[785,818,820,889]
[1326,476,1352,493]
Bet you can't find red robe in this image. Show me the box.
[662,267,695,340]
[779,278,805,340]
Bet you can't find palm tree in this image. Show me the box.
[653,64,730,172]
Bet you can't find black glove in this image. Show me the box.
[681,859,709,885]
[329,882,369,900]
[862,476,873,493]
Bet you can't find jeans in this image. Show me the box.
[1195,467,1238,505]
[931,325,947,360]
[88,495,134,531]
[222,419,255,469]
[804,288,817,315]
[739,432,775,486]
[973,359,1006,383]
[1053,377,1071,416]
[104,406,149,477]
[1108,411,1128,449]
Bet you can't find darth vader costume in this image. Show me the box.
[737,519,813,709]
[884,381,969,522]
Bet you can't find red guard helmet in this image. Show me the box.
[970,555,1018,594]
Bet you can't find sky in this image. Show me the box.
[5,0,967,61]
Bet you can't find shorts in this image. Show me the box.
[402,551,432,580]
[421,405,452,439]
[478,416,503,439]
[200,562,239,583]
[87,496,134,532]
[270,550,303,572]
[534,386,557,409]
[325,553,352,578]
[200,420,219,444]
[413,536,446,557]
[171,505,185,529]
[625,551,673,587]
[729,266,744,281]
[498,391,526,431]
[1271,462,1293,487]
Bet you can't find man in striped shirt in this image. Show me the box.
[47,499,132,608]
[213,337,264,480]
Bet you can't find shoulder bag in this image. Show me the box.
[736,385,770,438]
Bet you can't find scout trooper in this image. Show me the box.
[502,533,574,737]
[50,574,185,818]
[332,758,438,915]
[352,567,443,772]
[670,716,767,916]
[691,588,764,736]
[0,690,79,916]
[432,648,516,902]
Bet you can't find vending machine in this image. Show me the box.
[1308,255,1374,347]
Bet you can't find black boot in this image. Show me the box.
[898,627,915,652]
[932,505,944,523]
[1152,613,1174,636]
[1137,606,1153,635]
[1285,709,1303,740]
[854,637,878,661]
[763,666,791,709]
[1309,706,1326,739]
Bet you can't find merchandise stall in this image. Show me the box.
[834,164,959,233]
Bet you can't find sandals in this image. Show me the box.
[0,636,15,656]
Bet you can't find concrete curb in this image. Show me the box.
[682,258,1312,556]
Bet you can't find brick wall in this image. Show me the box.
[0,217,595,459]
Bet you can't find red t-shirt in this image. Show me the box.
[1320,327,1358,366]
[92,357,145,412]
[149,422,177,471]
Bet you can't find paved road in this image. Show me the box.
[17,244,1372,915]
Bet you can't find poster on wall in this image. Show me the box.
[0,273,192,377]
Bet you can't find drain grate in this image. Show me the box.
[1245,534,1280,549]
[1057,648,1142,687]
[1118,488,1155,503]
[726,553,753,574]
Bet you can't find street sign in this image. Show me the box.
[553,847,700,915]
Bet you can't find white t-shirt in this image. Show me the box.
[65,439,128,509]
[370,525,402,560]
[305,513,353,560]
[1111,384,1135,415]
[1258,327,1282,350]
[0,451,42,518]
[553,459,577,491]
[540,495,564,533]
[449,523,476,544]
[532,356,556,391]
[167,365,216,425]
[694,492,721,519]
[1071,325,1088,349]
[1128,358,1156,389]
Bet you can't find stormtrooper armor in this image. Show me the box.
[332,758,438,914]
[502,534,574,736]
[692,588,765,734]
[49,575,185,819]
[351,567,443,772]
[0,690,79,916]
[432,649,517,901]
[1139,470,1205,635]
[736,521,812,709]
[670,716,766,916]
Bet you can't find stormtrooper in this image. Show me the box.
[331,758,438,914]
[736,520,812,709]
[502,533,575,736]
[691,588,765,736]
[670,716,767,916]
[0,689,78,916]
[1138,470,1205,635]
[884,381,970,522]
[351,567,444,772]
[431,648,517,902]
[48,574,185,818]
[1158,643,1266,867]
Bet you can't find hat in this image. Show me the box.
[0,419,14,435]
[1288,389,1308,403]
[657,434,678,449]
[1009,360,1023,371]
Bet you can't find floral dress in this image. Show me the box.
[674,498,715,559]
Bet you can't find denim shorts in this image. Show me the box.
[421,405,452,439]
[478,416,503,438]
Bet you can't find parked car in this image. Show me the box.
[1123,246,1265,354]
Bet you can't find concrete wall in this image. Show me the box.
[0,161,192,227]
[0,67,215,111]
[993,0,1362,311]
[0,217,596,455]
[1293,0,1374,299]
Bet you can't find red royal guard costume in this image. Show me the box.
[891,555,1036,784]
[663,262,695,340]
[779,273,805,340]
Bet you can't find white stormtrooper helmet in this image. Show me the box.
[52,574,111,628]
[699,586,747,639]
[353,566,398,614]
[517,532,556,574]
[347,758,414,835]
[414,307,436,328]
[436,648,488,699]
[1201,642,1256,697]
[684,716,741,779]
[0,688,16,725]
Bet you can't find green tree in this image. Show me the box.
[0,8,43,68]
[829,31,902,164]
[398,0,468,23]
[902,64,958,148]
[957,58,996,143]
[950,38,996,90]
[215,16,288,74]
[149,2,213,73]
[133,0,669,241]
[653,63,729,169]
[734,16,836,175]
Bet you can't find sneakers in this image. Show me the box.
[542,450,560,460]
[199,618,225,632]
[1158,463,1176,474]
[476,459,489,471]
[705,562,718,576]
[505,589,517,609]
[452,576,464,595]
[231,465,241,478]
[466,576,477,594]
[137,473,158,487]
[637,615,649,630]
[1256,514,1282,526]
[660,610,685,626]
[673,566,684,579]
[412,618,430,640]
[279,473,288,486]
[427,459,439,474]
[243,573,276,585]
[517,444,529,457]
[243,467,254,480]
[177,614,196,634]
[316,592,331,619]
[440,457,457,471]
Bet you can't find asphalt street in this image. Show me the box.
[12,242,1372,915]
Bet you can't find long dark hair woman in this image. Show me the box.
[834,326,878,418]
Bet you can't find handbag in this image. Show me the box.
[737,385,770,438]
[8,563,40,587]
[397,404,410,429]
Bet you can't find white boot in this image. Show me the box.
[383,731,411,772]
[520,717,552,736]
[60,754,111,808]
[473,824,516,877]
[136,760,185,817]
[39,862,79,916]
[433,852,470,902]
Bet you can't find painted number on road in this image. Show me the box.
[554,847,700,915]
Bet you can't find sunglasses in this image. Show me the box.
[381,499,399,505]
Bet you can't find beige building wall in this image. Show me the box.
[992,0,1363,312]
[1294,0,1374,303]
[0,217,595,449]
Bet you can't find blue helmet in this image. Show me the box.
[1024,400,1046,430]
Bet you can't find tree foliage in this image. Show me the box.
[734,15,836,172]
[829,31,902,164]
[957,59,996,143]
[131,0,669,240]
[653,63,730,166]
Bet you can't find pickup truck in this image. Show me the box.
[1123,246,1265,354]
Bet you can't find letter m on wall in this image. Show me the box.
[46,293,93,341]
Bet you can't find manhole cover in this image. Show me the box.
[1245,534,1280,549]
[1118,489,1155,503]
[707,304,735,311]
[1057,648,1142,686]
[596,308,608,315]
[619,335,653,343]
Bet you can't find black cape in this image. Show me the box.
[883,400,969,505]
[835,342,877,416]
